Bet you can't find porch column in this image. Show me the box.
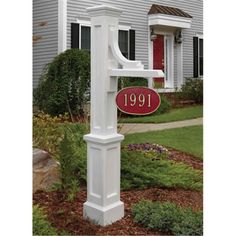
[176,41,183,89]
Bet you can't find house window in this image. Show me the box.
[199,38,203,76]
[81,26,90,50]
[193,36,203,77]
[71,23,135,60]
[118,30,129,58]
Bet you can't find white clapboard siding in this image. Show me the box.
[33,0,58,88]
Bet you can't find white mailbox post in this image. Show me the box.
[83,5,164,226]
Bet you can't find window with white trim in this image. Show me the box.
[118,30,129,58]
[71,22,135,60]
[81,26,90,50]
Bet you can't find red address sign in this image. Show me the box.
[116,87,161,115]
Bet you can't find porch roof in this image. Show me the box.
[148,4,192,29]
[148,4,192,19]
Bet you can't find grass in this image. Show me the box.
[119,105,203,124]
[121,150,202,191]
[123,125,203,159]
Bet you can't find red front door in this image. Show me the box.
[153,34,164,88]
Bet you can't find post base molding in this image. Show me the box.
[84,133,124,145]
[83,132,124,226]
[83,200,124,226]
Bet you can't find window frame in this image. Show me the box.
[76,20,131,55]
[77,20,91,50]
[195,34,204,78]
[118,30,129,59]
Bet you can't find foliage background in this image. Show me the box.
[34,49,90,116]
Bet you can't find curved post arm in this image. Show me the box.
[109,27,144,70]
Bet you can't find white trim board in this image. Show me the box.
[58,0,67,53]
[148,14,192,29]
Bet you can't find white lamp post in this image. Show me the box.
[83,5,164,226]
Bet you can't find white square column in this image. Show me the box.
[83,134,124,226]
[83,5,124,226]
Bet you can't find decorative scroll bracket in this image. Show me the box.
[108,27,164,91]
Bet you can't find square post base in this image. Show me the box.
[83,200,124,226]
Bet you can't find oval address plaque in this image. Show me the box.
[116,87,161,115]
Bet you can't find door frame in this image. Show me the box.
[148,29,174,90]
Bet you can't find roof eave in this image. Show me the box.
[148,13,192,29]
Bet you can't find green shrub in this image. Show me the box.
[172,208,203,235]
[33,205,57,236]
[57,124,87,199]
[33,112,68,156]
[33,111,88,198]
[121,150,202,191]
[132,200,203,235]
[154,95,171,115]
[118,77,148,90]
[34,49,90,116]
[180,78,203,103]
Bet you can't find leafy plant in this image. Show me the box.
[34,49,90,116]
[121,150,202,191]
[132,200,203,235]
[33,205,57,236]
[118,77,148,90]
[179,78,203,103]
[33,112,68,156]
[153,94,171,115]
[57,124,87,199]
[172,208,203,235]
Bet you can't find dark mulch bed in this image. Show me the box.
[33,187,202,235]
[33,148,203,235]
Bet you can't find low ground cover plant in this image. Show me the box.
[33,205,70,235]
[121,149,202,191]
[33,205,58,235]
[132,200,203,235]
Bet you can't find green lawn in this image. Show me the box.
[123,125,203,159]
[119,105,203,124]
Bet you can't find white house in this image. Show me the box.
[33,0,203,91]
